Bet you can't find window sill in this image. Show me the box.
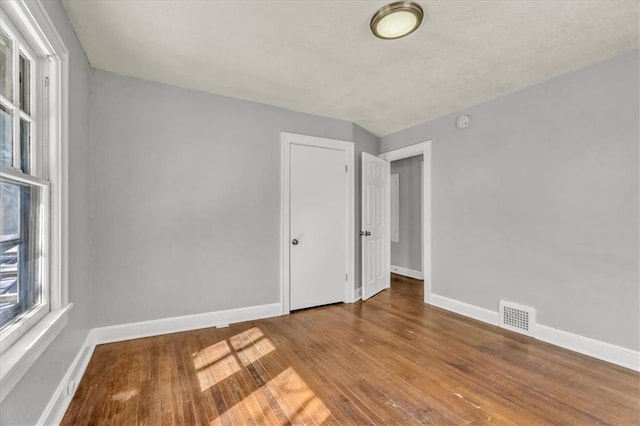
[0,304,73,402]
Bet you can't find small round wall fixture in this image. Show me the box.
[370,2,424,40]
[456,114,471,129]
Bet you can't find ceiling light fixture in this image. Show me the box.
[370,1,424,40]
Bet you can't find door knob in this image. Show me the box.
[291,239,299,245]
[360,231,371,237]
[365,231,371,236]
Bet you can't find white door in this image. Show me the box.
[290,143,347,310]
[361,152,390,300]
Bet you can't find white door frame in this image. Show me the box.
[379,141,432,303]
[281,132,355,314]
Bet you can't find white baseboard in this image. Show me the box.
[37,333,95,426]
[37,302,282,425]
[391,265,424,280]
[535,324,640,371]
[430,294,499,325]
[90,303,282,345]
[345,286,361,303]
[430,293,639,372]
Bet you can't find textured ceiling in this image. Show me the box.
[63,0,639,136]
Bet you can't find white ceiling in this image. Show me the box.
[62,0,639,137]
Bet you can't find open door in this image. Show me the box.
[361,152,390,300]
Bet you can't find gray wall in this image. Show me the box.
[89,71,376,326]
[391,155,422,272]
[0,1,93,424]
[381,49,639,351]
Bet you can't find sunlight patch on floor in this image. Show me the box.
[193,328,332,424]
[194,340,242,391]
[210,367,331,425]
[194,327,275,392]
[229,327,275,366]
[266,367,332,424]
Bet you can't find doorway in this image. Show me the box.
[379,141,432,303]
[281,132,355,314]
[389,154,423,298]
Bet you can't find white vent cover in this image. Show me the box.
[499,301,536,336]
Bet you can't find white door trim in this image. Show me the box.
[281,132,355,314]
[390,173,400,242]
[379,141,432,304]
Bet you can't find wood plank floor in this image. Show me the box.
[63,275,640,425]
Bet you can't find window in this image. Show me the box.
[0,0,70,402]
[0,20,47,334]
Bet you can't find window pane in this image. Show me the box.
[0,181,43,327]
[19,54,29,114]
[0,104,12,167]
[0,244,18,309]
[0,182,20,240]
[0,28,12,100]
[20,119,29,173]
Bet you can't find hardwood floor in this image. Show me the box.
[63,275,640,425]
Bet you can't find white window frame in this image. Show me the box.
[0,0,70,402]
[0,6,49,350]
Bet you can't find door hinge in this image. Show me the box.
[346,273,348,281]
[345,165,348,173]
[44,77,49,87]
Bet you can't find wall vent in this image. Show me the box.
[499,301,536,336]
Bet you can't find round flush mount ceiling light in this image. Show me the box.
[370,1,424,40]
